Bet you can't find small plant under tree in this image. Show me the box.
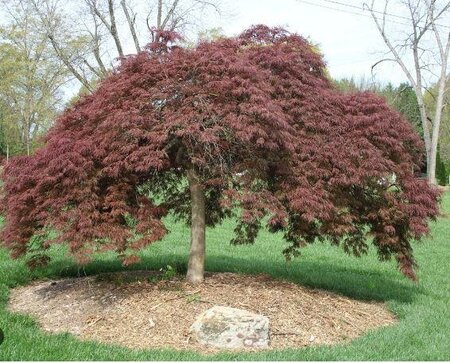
[0,26,441,283]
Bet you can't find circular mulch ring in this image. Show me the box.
[7,271,396,353]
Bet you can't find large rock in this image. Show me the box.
[189,305,269,349]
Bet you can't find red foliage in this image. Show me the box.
[0,25,440,279]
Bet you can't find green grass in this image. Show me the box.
[1,194,450,360]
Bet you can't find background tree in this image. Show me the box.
[439,92,450,162]
[8,0,224,92]
[365,0,450,185]
[0,0,223,159]
[389,83,424,137]
[0,100,22,161]
[0,2,69,157]
[0,26,440,284]
[424,76,450,184]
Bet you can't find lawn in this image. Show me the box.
[0,193,449,360]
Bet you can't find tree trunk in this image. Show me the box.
[429,97,446,186]
[120,0,140,52]
[428,30,450,186]
[107,0,124,58]
[186,168,206,284]
[428,145,437,185]
[157,0,163,30]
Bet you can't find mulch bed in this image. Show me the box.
[7,270,396,353]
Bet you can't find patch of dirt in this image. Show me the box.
[7,271,396,353]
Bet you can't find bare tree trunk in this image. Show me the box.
[429,91,448,184]
[25,117,30,156]
[88,11,109,75]
[365,0,450,186]
[429,80,447,185]
[107,0,124,57]
[161,0,180,30]
[412,45,432,163]
[186,168,206,284]
[428,16,450,185]
[120,0,140,52]
[157,0,163,30]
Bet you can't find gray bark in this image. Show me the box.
[120,0,140,52]
[157,0,163,29]
[366,0,450,185]
[186,168,206,284]
[48,34,93,92]
[107,0,124,57]
[428,24,450,184]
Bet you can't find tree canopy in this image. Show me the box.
[335,79,423,138]
[0,8,68,158]
[0,25,440,281]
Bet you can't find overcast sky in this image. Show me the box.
[2,0,437,99]
[215,0,410,86]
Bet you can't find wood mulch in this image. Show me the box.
[7,270,396,353]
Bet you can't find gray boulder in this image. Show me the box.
[190,305,269,349]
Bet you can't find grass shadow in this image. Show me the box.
[27,250,420,306]
[205,254,420,303]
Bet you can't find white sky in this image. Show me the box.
[57,0,449,99]
[3,0,443,99]
[214,0,411,86]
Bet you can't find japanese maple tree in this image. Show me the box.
[0,26,440,283]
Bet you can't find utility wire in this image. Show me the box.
[321,0,416,21]
[296,0,450,30]
[296,0,411,26]
[320,0,450,30]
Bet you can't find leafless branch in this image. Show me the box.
[85,0,124,57]
[120,0,140,52]
[365,0,450,184]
